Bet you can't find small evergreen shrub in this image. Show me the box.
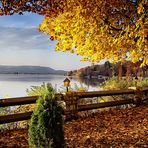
[28,84,65,148]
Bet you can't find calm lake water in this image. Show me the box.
[0,74,104,98]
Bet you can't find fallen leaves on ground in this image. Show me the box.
[65,105,148,147]
[0,105,148,148]
[0,129,28,147]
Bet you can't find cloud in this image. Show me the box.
[0,13,43,28]
[0,26,56,51]
[0,13,91,70]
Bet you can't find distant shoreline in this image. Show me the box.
[0,65,67,75]
[0,73,66,75]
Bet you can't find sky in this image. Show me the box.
[0,13,92,71]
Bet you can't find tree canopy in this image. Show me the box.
[0,0,147,66]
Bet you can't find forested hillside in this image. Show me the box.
[67,61,148,78]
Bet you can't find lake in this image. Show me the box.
[0,74,104,98]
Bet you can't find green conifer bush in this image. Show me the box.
[28,84,65,148]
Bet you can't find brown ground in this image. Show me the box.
[0,105,148,148]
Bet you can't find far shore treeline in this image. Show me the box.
[67,61,148,78]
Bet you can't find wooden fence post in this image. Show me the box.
[134,88,143,106]
[64,92,79,119]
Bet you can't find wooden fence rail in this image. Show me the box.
[0,96,38,107]
[0,88,148,124]
[0,112,33,124]
[74,87,148,98]
[77,89,135,98]
[78,99,134,111]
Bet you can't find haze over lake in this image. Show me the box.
[0,74,102,98]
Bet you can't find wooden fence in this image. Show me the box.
[0,88,148,124]
[0,96,38,124]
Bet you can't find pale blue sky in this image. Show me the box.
[0,13,92,70]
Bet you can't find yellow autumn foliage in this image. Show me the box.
[1,0,146,66]
[39,0,147,66]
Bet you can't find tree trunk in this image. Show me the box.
[126,62,131,80]
[118,62,122,80]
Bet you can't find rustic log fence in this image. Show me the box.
[0,88,148,124]
[0,96,38,124]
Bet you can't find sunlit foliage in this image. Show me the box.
[0,0,147,66]
[39,0,148,66]
[0,0,63,16]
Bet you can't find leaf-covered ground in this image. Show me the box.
[65,105,148,147]
[0,129,28,147]
[0,105,148,148]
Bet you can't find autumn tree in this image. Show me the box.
[0,0,63,15]
[0,0,147,66]
[39,0,147,66]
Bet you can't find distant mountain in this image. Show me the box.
[0,65,67,75]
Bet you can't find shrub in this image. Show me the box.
[27,82,56,96]
[103,77,148,90]
[100,77,148,107]
[28,84,65,148]
[4,83,56,129]
[59,83,88,93]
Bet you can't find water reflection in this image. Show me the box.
[69,77,105,87]
[0,74,105,98]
